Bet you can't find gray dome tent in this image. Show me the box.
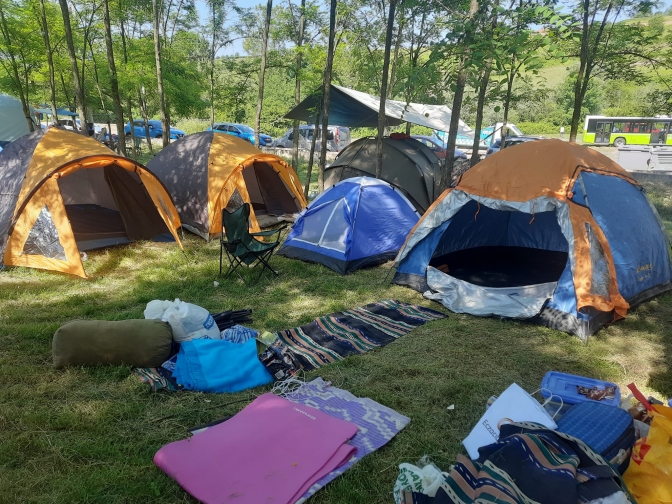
[324,135,441,213]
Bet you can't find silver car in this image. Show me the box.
[274,125,351,152]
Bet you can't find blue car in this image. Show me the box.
[124,119,185,140]
[207,122,273,147]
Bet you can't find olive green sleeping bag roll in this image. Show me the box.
[52,319,173,369]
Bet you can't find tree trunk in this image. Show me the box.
[501,69,514,148]
[569,0,591,142]
[58,0,87,135]
[440,0,479,191]
[209,1,216,129]
[388,13,404,99]
[376,0,397,179]
[152,0,170,147]
[292,0,306,173]
[255,0,273,148]
[38,0,58,124]
[103,0,126,155]
[127,97,136,160]
[59,71,71,110]
[138,89,153,153]
[0,3,34,131]
[318,0,337,192]
[304,110,321,198]
[470,66,490,166]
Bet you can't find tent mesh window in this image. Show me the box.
[225,189,244,213]
[585,222,611,301]
[21,205,67,260]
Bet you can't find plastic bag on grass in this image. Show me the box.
[145,299,220,342]
[393,457,449,504]
[622,384,672,504]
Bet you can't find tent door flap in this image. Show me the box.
[423,266,556,319]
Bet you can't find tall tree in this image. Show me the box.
[318,0,336,192]
[440,0,479,190]
[102,0,126,154]
[565,0,668,141]
[37,0,58,123]
[206,0,228,129]
[57,0,87,135]
[0,0,35,131]
[152,0,170,146]
[376,0,398,179]
[292,0,306,173]
[254,0,272,147]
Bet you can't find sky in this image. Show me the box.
[195,0,264,56]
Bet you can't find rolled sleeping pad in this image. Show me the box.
[52,319,173,369]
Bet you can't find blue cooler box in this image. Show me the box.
[540,371,621,417]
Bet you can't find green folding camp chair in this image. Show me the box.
[219,203,286,285]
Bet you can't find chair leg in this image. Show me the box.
[219,243,223,275]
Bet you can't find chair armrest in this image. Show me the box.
[250,224,288,237]
[250,224,288,240]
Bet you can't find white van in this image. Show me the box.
[274,125,351,152]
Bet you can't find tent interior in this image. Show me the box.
[428,201,569,289]
[55,165,173,251]
[240,162,303,227]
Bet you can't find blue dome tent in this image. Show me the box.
[393,140,672,339]
[278,177,420,274]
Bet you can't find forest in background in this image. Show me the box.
[1,0,672,166]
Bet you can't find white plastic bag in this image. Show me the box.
[144,300,174,320]
[393,461,449,504]
[462,383,558,459]
[145,299,220,342]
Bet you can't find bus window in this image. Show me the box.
[612,121,625,133]
[632,123,651,134]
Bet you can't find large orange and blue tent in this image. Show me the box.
[394,139,672,339]
[0,128,182,277]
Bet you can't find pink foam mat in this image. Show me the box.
[154,393,358,503]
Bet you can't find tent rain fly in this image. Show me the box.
[284,84,474,135]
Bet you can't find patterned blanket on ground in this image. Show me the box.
[274,300,445,371]
[284,377,411,503]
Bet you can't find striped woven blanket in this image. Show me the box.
[274,300,445,371]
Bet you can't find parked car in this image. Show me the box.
[411,135,467,159]
[124,119,185,140]
[480,123,524,147]
[485,136,543,157]
[207,122,272,147]
[273,125,351,152]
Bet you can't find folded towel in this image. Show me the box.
[172,338,272,393]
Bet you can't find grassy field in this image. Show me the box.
[1,178,672,503]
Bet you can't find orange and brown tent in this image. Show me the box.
[394,139,672,339]
[147,132,306,239]
[0,128,182,278]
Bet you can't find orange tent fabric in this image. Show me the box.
[147,132,306,239]
[0,129,182,277]
[456,139,635,202]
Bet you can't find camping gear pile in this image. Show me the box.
[50,297,428,503]
[394,374,672,504]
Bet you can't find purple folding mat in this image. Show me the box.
[153,393,358,504]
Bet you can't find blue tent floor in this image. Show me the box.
[429,246,568,288]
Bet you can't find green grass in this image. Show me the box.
[1,181,672,503]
